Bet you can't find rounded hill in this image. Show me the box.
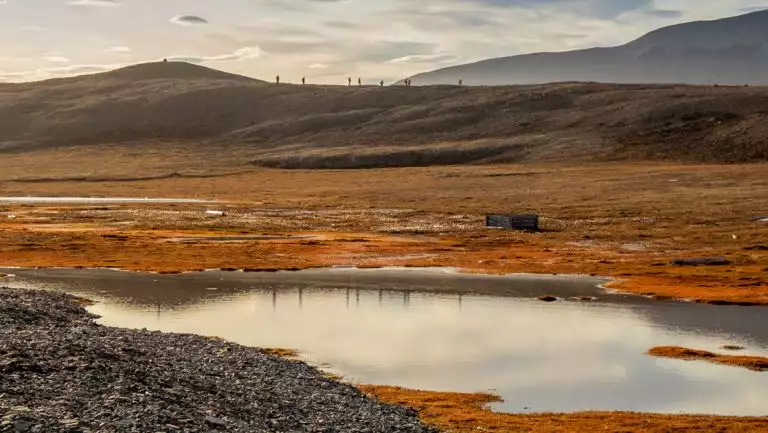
[95,62,262,82]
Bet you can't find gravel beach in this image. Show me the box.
[0,287,436,433]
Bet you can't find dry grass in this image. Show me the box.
[360,385,768,432]
[263,348,300,358]
[0,161,765,304]
[649,346,768,372]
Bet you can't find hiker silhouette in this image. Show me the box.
[348,77,352,86]
[302,76,306,85]
[276,75,280,84]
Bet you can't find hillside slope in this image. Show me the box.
[0,62,767,168]
[406,9,768,86]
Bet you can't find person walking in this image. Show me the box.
[348,77,352,86]
[358,77,362,86]
[459,79,463,86]
[380,80,384,87]
[276,75,280,84]
[302,76,306,85]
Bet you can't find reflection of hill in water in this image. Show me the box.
[5,267,768,415]
[629,302,768,346]
[4,268,609,307]
[5,267,768,346]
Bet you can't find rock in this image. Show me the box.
[0,287,435,433]
[721,345,746,351]
[13,420,34,432]
[671,257,731,266]
[204,416,227,428]
[59,419,79,428]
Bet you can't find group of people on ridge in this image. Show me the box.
[275,75,465,87]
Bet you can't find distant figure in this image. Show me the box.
[276,75,280,84]
[163,58,168,63]
[348,77,352,86]
[459,79,463,86]
[302,76,306,85]
[358,77,362,86]
[380,80,384,87]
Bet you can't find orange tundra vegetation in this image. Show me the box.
[359,385,768,433]
[649,346,768,372]
[0,160,766,304]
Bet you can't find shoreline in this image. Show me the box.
[3,287,768,433]
[0,287,434,433]
[3,261,766,307]
[1,266,637,305]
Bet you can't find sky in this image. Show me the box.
[1,0,767,84]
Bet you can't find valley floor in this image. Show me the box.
[1,159,767,431]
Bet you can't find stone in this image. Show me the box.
[204,416,227,428]
[13,420,34,432]
[671,257,731,266]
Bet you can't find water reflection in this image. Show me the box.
[4,268,768,416]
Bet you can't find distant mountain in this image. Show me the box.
[405,9,768,86]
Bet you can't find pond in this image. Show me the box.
[3,267,767,416]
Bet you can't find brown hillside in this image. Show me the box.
[1,63,767,167]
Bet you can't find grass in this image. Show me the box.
[649,346,768,372]
[360,385,768,432]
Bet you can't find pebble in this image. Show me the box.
[1,287,435,433]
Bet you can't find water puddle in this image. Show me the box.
[164,235,320,243]
[0,197,213,204]
[3,268,768,416]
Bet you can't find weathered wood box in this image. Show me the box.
[486,214,539,231]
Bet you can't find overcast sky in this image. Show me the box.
[1,0,767,84]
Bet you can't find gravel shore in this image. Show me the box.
[0,287,436,433]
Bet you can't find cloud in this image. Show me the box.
[104,46,132,53]
[166,47,264,64]
[386,53,460,64]
[309,63,329,69]
[68,0,120,6]
[170,15,209,26]
[41,56,71,63]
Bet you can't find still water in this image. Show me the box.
[3,268,767,416]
